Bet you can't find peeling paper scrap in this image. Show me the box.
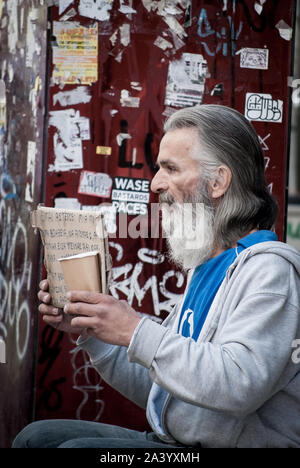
[116,132,131,146]
[78,171,113,198]
[119,0,137,15]
[254,2,263,15]
[60,7,77,21]
[276,20,293,41]
[131,81,142,91]
[54,197,81,210]
[59,0,74,15]
[120,23,130,46]
[163,15,187,39]
[78,0,113,21]
[120,89,140,108]
[154,36,173,51]
[26,9,42,67]
[0,79,6,131]
[96,146,112,155]
[239,47,269,70]
[53,86,92,107]
[25,141,37,203]
[81,204,117,235]
[245,93,283,123]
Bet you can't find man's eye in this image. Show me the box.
[167,166,177,173]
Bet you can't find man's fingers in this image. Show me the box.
[38,289,51,304]
[64,300,97,317]
[66,290,108,304]
[39,279,49,291]
[70,315,96,330]
[42,313,63,325]
[39,303,60,315]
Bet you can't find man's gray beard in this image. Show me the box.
[160,192,215,271]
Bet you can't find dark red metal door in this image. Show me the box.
[35,0,296,431]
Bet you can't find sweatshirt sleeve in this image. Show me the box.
[127,253,300,418]
[77,317,154,409]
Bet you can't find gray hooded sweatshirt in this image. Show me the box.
[78,241,300,448]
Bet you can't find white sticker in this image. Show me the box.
[111,177,150,215]
[78,171,112,198]
[245,93,283,123]
[239,47,269,70]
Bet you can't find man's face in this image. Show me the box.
[151,128,215,270]
[150,128,202,203]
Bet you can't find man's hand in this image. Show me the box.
[38,280,87,336]
[64,291,142,347]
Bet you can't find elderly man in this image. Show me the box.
[13,105,300,448]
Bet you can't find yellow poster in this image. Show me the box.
[52,22,98,85]
[0,1,3,19]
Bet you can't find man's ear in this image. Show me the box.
[209,165,232,199]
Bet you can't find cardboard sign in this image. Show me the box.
[31,205,111,308]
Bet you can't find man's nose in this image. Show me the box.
[150,170,169,194]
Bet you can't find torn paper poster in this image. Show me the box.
[120,89,140,107]
[52,22,98,85]
[25,141,37,203]
[48,109,90,171]
[165,53,208,108]
[238,47,269,70]
[50,132,83,172]
[78,171,113,198]
[53,86,92,107]
[276,20,293,41]
[49,109,90,144]
[245,93,283,123]
[78,0,113,21]
[59,0,74,15]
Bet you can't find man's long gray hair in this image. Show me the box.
[164,104,278,250]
